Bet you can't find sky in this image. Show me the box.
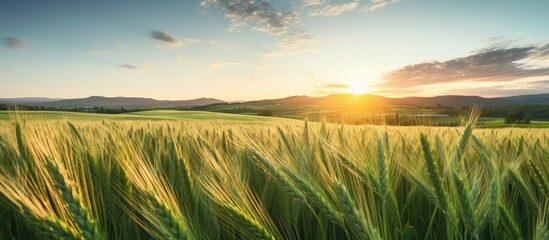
[1,0,549,101]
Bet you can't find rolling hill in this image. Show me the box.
[0,96,226,108]
[247,93,549,107]
[2,93,549,109]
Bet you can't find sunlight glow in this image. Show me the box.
[346,83,367,95]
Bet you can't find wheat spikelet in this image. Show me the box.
[284,169,343,223]
[143,191,190,240]
[452,172,477,234]
[499,202,522,239]
[376,138,400,228]
[527,159,549,198]
[453,123,473,164]
[47,161,105,240]
[18,204,81,240]
[220,203,274,240]
[250,151,308,205]
[420,134,449,212]
[334,181,381,240]
[15,122,29,161]
[507,167,538,208]
[486,177,500,227]
[42,217,81,240]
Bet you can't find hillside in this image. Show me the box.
[1,96,226,108]
[247,93,549,107]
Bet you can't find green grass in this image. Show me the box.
[0,110,276,122]
[125,110,274,122]
[0,110,548,239]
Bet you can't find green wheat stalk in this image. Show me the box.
[47,161,106,240]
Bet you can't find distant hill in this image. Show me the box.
[246,93,549,107]
[3,93,549,109]
[3,96,226,108]
[0,97,62,103]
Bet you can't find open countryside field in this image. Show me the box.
[0,112,547,239]
[0,110,277,122]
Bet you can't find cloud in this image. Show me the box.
[201,0,301,36]
[382,41,549,88]
[277,31,316,49]
[305,0,359,17]
[87,49,112,56]
[304,0,399,17]
[363,0,401,12]
[3,37,26,49]
[442,80,549,97]
[261,48,316,57]
[182,38,201,44]
[150,31,181,46]
[321,83,350,88]
[119,62,151,70]
[202,0,315,53]
[210,59,252,69]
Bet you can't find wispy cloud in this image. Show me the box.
[150,31,182,46]
[261,48,316,57]
[87,49,112,56]
[182,38,201,44]
[304,0,400,17]
[313,82,351,94]
[305,0,359,17]
[210,58,252,69]
[363,0,401,12]
[442,79,549,97]
[382,41,549,88]
[321,83,350,88]
[119,62,151,70]
[3,37,26,49]
[277,31,316,49]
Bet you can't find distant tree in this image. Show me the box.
[514,111,526,121]
[505,111,530,124]
[258,110,273,116]
[504,112,516,124]
[521,113,531,124]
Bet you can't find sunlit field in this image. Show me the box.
[0,111,547,239]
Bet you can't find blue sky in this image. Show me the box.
[1,0,549,100]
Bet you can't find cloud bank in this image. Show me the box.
[382,41,549,88]
[442,79,549,97]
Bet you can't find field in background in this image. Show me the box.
[0,110,276,122]
[3,110,549,128]
[0,112,547,239]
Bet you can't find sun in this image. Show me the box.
[347,83,367,95]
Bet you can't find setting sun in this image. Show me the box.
[346,83,367,95]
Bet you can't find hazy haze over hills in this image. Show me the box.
[0,96,225,108]
[2,93,549,109]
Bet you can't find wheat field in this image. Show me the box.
[0,115,548,239]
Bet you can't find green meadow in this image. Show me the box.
[0,110,275,122]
